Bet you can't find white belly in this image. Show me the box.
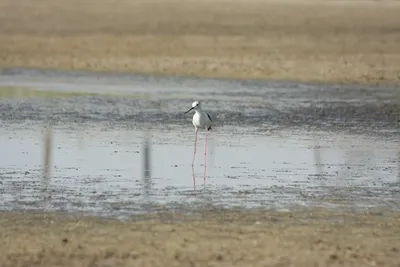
[192,112,211,130]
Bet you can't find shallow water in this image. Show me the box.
[0,123,399,217]
[0,68,399,217]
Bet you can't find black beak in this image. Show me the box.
[184,107,194,114]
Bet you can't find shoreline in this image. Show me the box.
[2,58,399,87]
[1,66,399,89]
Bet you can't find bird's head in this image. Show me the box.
[184,101,201,114]
[192,101,201,108]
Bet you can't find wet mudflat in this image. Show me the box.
[0,69,399,267]
[0,68,399,216]
[0,68,399,134]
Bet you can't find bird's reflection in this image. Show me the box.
[203,164,207,187]
[192,165,196,192]
[192,164,207,193]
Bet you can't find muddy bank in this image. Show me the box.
[0,210,399,267]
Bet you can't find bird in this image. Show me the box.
[184,101,212,167]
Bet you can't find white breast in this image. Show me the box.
[192,111,211,130]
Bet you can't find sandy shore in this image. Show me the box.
[0,209,399,267]
[0,0,400,85]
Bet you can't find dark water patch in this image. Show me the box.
[0,96,398,138]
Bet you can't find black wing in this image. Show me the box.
[206,112,212,131]
[206,112,212,122]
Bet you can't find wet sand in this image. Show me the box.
[1,0,400,85]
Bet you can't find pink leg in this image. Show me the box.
[204,131,211,184]
[192,128,198,167]
[192,165,196,193]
